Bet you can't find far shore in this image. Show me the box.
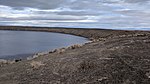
[0,26,149,41]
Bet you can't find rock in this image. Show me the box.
[68,44,82,49]
[15,59,22,62]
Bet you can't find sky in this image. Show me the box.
[0,0,150,30]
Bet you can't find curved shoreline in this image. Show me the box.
[0,30,89,61]
[1,26,150,83]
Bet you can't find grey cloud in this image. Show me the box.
[0,0,149,10]
[67,0,114,10]
[0,0,150,29]
[116,9,150,18]
[0,0,68,9]
[103,0,150,4]
[0,0,119,10]
[0,14,87,21]
[56,11,101,16]
[124,0,149,3]
[16,16,87,21]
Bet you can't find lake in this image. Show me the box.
[0,30,88,60]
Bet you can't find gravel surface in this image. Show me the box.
[0,26,150,84]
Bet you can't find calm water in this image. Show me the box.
[0,30,88,60]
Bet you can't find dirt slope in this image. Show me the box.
[0,26,150,84]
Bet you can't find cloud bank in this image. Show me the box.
[0,0,150,30]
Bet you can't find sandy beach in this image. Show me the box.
[0,26,150,84]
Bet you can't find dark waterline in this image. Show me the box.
[0,30,88,60]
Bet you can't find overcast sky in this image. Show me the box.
[0,0,150,30]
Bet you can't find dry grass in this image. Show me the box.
[30,61,45,69]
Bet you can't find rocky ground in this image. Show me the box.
[0,26,150,84]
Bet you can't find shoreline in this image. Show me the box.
[0,26,92,63]
[1,26,150,83]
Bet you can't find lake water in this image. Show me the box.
[0,30,88,60]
